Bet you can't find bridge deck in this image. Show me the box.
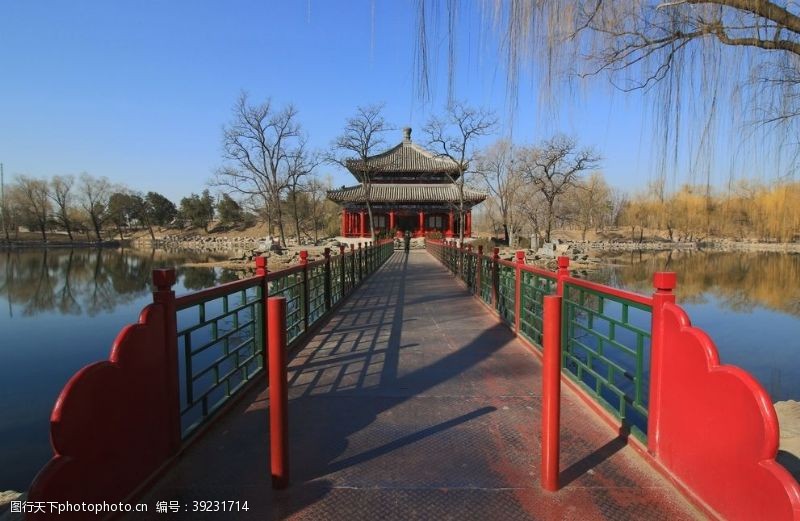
[131,251,701,520]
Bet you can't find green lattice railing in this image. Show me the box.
[175,240,394,437]
[562,280,652,439]
[426,239,653,440]
[519,270,558,347]
[176,279,263,438]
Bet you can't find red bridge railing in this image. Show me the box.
[427,239,800,521]
[26,239,394,520]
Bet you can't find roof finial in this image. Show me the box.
[403,127,412,143]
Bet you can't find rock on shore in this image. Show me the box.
[775,400,800,481]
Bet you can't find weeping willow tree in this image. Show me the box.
[414,1,800,198]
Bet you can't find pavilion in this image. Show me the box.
[327,128,487,238]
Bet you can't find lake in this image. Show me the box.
[1,247,798,491]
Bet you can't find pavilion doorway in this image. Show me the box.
[396,214,417,233]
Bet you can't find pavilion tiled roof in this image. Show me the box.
[327,183,487,204]
[345,128,460,176]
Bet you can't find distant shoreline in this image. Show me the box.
[0,239,123,250]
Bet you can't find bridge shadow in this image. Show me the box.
[133,251,651,520]
[264,251,521,517]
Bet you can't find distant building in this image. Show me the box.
[327,128,487,238]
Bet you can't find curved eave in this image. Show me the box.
[326,184,488,205]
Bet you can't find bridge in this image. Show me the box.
[24,241,800,520]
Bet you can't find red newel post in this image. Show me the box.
[467,244,473,291]
[339,245,346,295]
[349,244,355,289]
[255,256,269,371]
[542,294,563,492]
[647,271,677,455]
[556,256,570,296]
[515,251,525,334]
[152,268,181,453]
[491,247,500,310]
[476,245,483,296]
[458,241,465,278]
[267,296,289,489]
[357,243,363,281]
[299,250,309,332]
[323,248,332,311]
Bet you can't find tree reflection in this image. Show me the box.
[0,249,240,318]
[180,267,218,291]
[594,250,800,317]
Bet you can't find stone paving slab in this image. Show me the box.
[128,251,703,520]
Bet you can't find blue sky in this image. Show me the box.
[0,1,782,203]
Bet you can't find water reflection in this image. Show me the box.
[0,248,243,317]
[594,250,800,317]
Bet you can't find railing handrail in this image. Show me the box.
[27,238,396,516]
[175,275,263,310]
[562,275,653,308]
[426,237,800,521]
[174,246,383,309]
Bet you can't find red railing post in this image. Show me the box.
[476,245,483,296]
[515,251,525,334]
[349,244,355,290]
[299,250,309,332]
[358,242,364,282]
[647,271,677,455]
[542,294,562,492]
[323,247,332,311]
[255,256,269,371]
[467,244,473,291]
[556,256,570,296]
[339,244,346,295]
[491,247,500,310]
[267,296,289,489]
[152,268,181,453]
[458,241,464,278]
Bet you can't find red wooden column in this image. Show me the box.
[446,211,454,238]
[341,209,348,237]
[359,211,366,238]
[389,211,395,232]
[418,211,425,237]
[466,211,472,237]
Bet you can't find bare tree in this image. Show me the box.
[568,172,613,240]
[14,176,51,242]
[215,93,304,246]
[476,139,525,246]
[286,142,321,244]
[330,104,390,240]
[518,187,549,245]
[424,101,497,241]
[79,173,112,242]
[415,2,800,182]
[49,175,76,241]
[518,135,601,243]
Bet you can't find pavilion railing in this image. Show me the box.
[425,238,800,520]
